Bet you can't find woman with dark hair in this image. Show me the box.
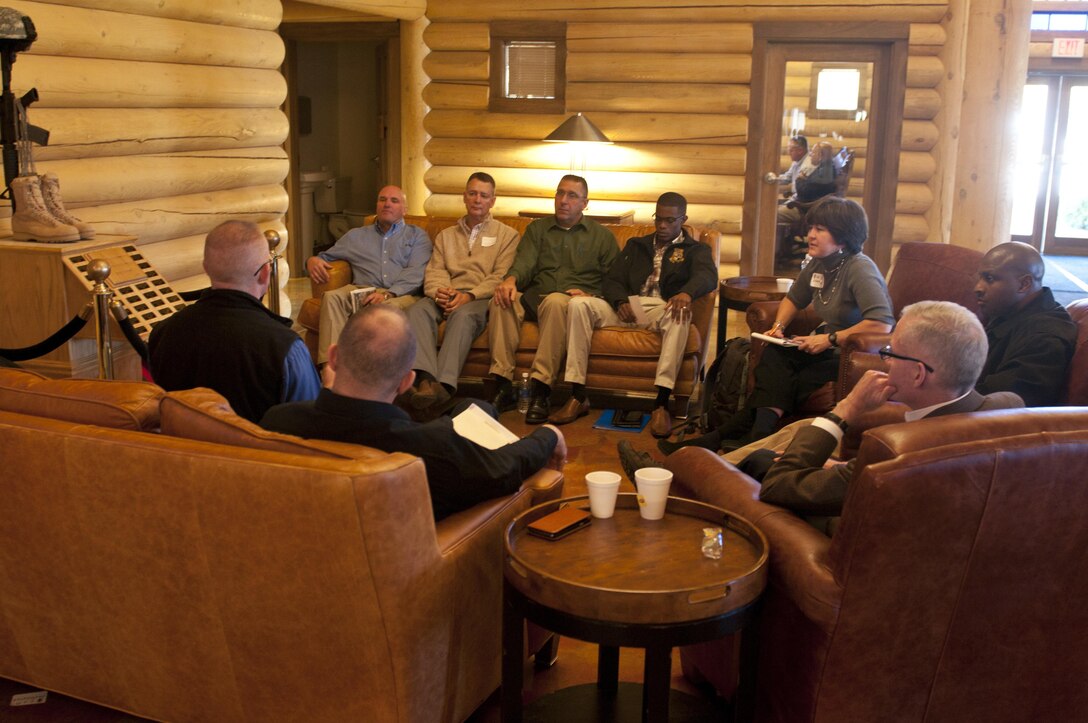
[661,197,893,454]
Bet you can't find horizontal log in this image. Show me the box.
[901,120,938,152]
[31,109,289,162]
[567,23,752,53]
[305,0,424,21]
[422,51,490,82]
[425,165,745,205]
[568,52,751,84]
[567,82,749,115]
[903,88,940,120]
[906,55,943,88]
[141,219,289,282]
[909,23,946,55]
[424,138,747,176]
[423,82,489,110]
[0,186,288,243]
[39,0,281,30]
[898,151,936,183]
[12,0,284,68]
[425,110,748,144]
[893,213,930,244]
[423,22,490,51]
[423,193,743,234]
[35,148,289,206]
[14,55,286,108]
[426,1,946,24]
[894,182,934,215]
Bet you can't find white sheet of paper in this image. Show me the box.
[751,332,800,347]
[452,403,520,450]
[626,295,650,325]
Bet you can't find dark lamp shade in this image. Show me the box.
[543,112,612,143]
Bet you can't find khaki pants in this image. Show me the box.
[318,285,419,364]
[488,291,572,385]
[563,296,690,390]
[720,419,844,465]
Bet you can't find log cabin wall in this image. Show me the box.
[423,0,950,274]
[1,0,289,299]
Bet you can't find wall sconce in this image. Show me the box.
[543,112,612,171]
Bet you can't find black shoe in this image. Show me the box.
[490,386,517,413]
[526,395,550,424]
[618,440,657,484]
[657,438,681,456]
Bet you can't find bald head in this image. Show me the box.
[331,305,416,399]
[975,241,1045,322]
[203,221,269,294]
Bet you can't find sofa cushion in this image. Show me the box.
[160,387,388,461]
[0,367,163,431]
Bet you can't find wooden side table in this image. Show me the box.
[502,495,768,722]
[716,276,793,356]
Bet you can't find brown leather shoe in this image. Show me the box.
[548,396,590,425]
[411,378,450,410]
[649,406,673,438]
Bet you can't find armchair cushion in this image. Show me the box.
[0,366,162,431]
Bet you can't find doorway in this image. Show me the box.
[742,24,908,278]
[1011,74,1088,257]
[280,21,399,271]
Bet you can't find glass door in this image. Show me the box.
[1012,75,1088,255]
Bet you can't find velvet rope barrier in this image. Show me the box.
[110,304,149,365]
[0,302,92,361]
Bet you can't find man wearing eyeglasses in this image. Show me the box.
[548,192,717,437]
[149,220,321,423]
[755,300,1023,519]
[488,175,617,423]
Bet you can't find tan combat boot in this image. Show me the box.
[39,172,95,239]
[9,175,80,243]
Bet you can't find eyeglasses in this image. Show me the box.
[253,259,271,277]
[878,345,934,373]
[652,214,687,224]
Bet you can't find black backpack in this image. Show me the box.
[699,336,751,432]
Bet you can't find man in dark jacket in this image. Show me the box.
[149,220,320,423]
[973,241,1077,406]
[547,192,717,437]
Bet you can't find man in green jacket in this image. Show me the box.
[488,175,617,423]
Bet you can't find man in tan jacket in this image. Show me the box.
[404,172,521,411]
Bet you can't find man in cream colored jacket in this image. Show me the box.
[403,172,520,412]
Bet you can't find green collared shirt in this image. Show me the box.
[507,215,617,295]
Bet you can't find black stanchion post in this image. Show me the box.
[86,259,114,380]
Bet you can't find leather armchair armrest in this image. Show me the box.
[523,468,564,506]
[664,447,842,630]
[310,260,353,298]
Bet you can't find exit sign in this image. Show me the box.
[1052,38,1085,58]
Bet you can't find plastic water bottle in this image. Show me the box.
[516,372,531,414]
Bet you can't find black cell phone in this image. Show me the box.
[613,409,645,428]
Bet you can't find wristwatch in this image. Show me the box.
[828,331,839,347]
[823,411,849,432]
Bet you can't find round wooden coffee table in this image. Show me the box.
[502,494,768,723]
[717,275,794,355]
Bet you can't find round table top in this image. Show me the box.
[721,275,793,304]
[505,495,767,625]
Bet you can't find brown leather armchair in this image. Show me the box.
[667,407,1088,722]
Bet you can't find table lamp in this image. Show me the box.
[543,112,612,171]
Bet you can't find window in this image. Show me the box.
[807,62,872,121]
[490,22,566,113]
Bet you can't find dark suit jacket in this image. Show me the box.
[758,390,1024,517]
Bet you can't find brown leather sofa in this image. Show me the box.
[666,407,1088,722]
[0,367,562,722]
[296,215,723,410]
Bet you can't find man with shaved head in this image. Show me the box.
[974,241,1077,406]
[261,305,566,521]
[149,220,321,423]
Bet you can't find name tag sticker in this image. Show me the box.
[810,272,825,289]
[481,235,497,247]
[11,691,48,706]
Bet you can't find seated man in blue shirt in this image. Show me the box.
[149,220,321,423]
[305,185,432,366]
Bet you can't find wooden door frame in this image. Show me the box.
[742,23,909,276]
[1041,75,1088,255]
[279,21,399,272]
